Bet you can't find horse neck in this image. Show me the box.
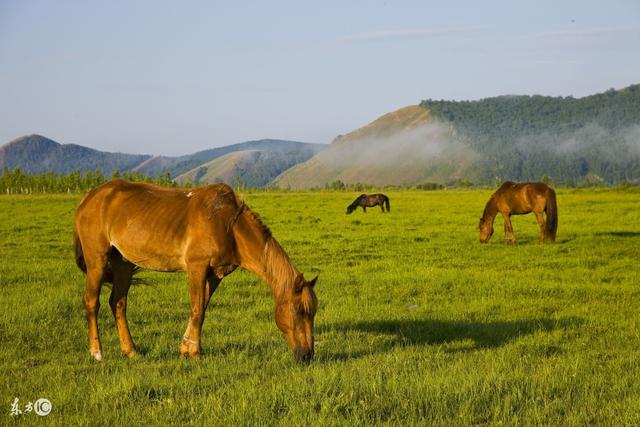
[234,210,299,302]
[482,196,498,223]
[259,238,300,302]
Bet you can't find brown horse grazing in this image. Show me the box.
[74,179,318,363]
[479,181,558,244]
[346,193,390,214]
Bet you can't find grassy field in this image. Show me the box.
[1,188,639,425]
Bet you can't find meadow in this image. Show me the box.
[1,188,639,425]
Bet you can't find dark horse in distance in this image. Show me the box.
[346,193,390,214]
[74,180,318,363]
[479,181,557,244]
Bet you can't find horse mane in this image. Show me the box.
[347,194,366,210]
[241,203,316,311]
[482,194,498,220]
[262,238,298,300]
[242,205,272,240]
[300,283,318,315]
[240,205,293,297]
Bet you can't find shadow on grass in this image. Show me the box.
[319,317,582,362]
[595,231,640,238]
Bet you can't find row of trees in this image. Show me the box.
[0,168,176,194]
[2,168,638,195]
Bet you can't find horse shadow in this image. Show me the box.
[595,231,640,238]
[318,317,581,362]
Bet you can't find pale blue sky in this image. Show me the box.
[1,0,639,155]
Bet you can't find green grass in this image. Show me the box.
[1,189,639,425]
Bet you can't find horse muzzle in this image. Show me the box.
[294,347,314,364]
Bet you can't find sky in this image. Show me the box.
[1,0,639,156]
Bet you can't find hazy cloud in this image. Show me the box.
[527,26,640,50]
[532,26,640,40]
[339,27,479,43]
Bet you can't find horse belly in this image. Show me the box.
[112,239,186,272]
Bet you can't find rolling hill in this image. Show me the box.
[274,106,480,188]
[0,136,326,187]
[132,139,326,178]
[175,148,324,187]
[0,135,151,175]
[275,85,640,188]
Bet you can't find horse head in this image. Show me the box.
[275,274,318,363]
[478,217,494,243]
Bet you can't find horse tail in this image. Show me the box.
[384,195,390,212]
[73,225,87,275]
[545,188,558,242]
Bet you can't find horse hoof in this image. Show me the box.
[178,352,200,360]
[91,350,103,361]
[124,350,138,359]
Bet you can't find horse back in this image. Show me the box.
[494,181,552,214]
[75,180,241,271]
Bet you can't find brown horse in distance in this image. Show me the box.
[346,193,390,214]
[74,180,318,363]
[479,181,557,244]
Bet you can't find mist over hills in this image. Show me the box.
[276,84,640,188]
[3,85,639,189]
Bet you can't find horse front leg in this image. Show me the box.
[83,255,107,361]
[534,211,546,244]
[362,206,366,213]
[109,255,137,357]
[180,266,215,358]
[180,274,221,357]
[501,212,516,245]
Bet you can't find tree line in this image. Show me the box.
[2,167,638,195]
[0,168,176,194]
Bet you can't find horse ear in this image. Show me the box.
[308,275,318,287]
[295,274,317,292]
[294,273,305,292]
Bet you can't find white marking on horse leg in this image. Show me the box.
[92,350,103,361]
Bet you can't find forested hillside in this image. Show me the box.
[421,84,640,183]
[0,135,150,175]
[277,85,640,188]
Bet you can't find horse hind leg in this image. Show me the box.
[108,251,137,357]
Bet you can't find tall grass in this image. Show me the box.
[0,189,639,425]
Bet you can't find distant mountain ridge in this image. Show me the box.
[0,135,150,175]
[275,84,640,188]
[0,135,326,187]
[4,85,639,189]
